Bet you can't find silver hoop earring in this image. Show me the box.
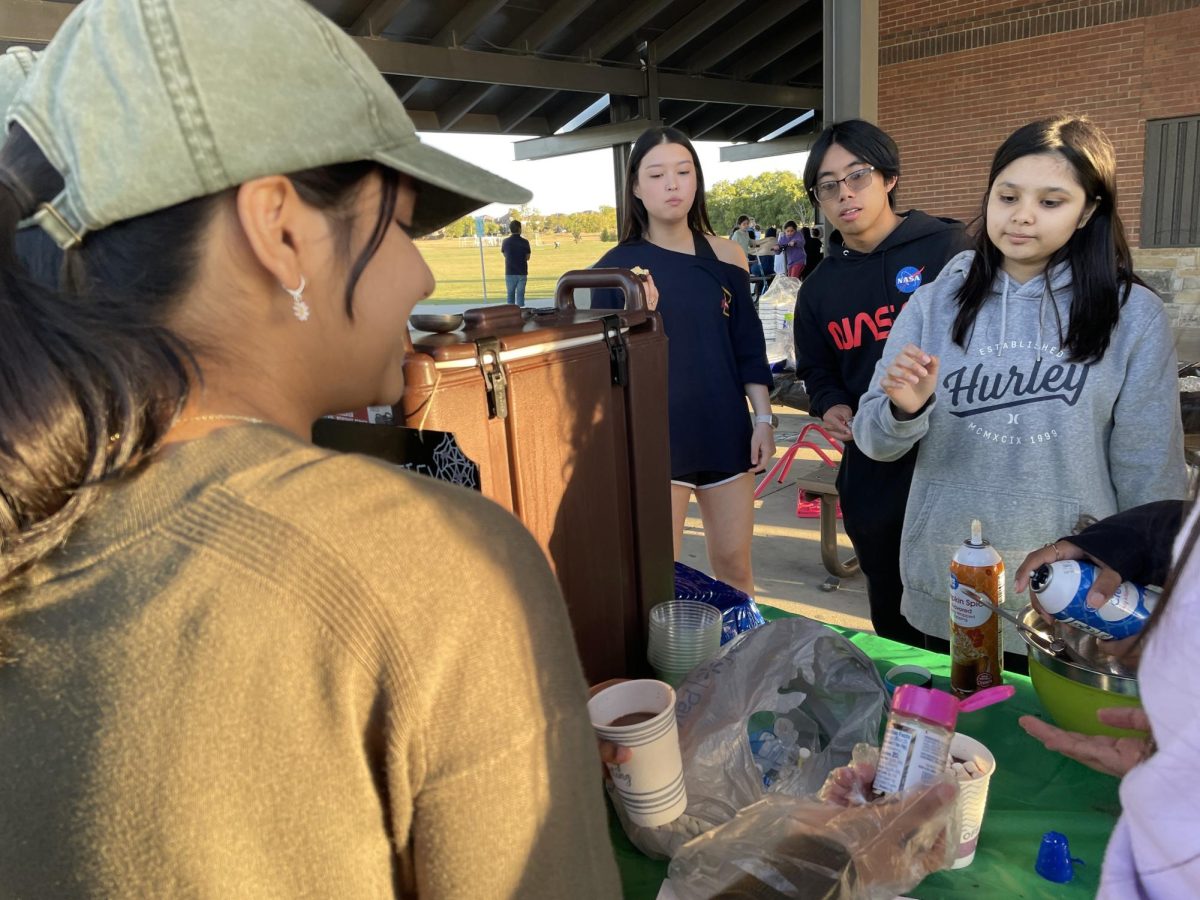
[284,275,309,322]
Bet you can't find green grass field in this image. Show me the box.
[416,234,617,304]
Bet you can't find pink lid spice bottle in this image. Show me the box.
[873,684,1013,794]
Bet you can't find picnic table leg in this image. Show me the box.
[819,495,859,578]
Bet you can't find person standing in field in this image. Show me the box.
[501,218,531,307]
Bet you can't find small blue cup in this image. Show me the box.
[1036,831,1082,883]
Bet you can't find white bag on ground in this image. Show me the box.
[758,275,801,365]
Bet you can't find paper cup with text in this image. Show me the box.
[949,732,997,868]
[588,679,687,827]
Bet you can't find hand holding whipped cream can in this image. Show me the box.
[1029,559,1159,641]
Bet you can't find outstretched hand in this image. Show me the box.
[1019,708,1152,778]
[881,343,939,415]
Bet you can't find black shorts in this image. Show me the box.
[671,470,747,491]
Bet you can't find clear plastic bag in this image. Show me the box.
[758,275,801,366]
[609,618,888,859]
[665,768,959,899]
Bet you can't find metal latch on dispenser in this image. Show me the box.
[475,337,508,419]
[600,315,630,387]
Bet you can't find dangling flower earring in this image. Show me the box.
[284,275,309,322]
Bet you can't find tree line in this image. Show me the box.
[444,206,619,241]
[442,171,815,241]
[705,171,815,236]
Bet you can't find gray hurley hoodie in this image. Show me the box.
[854,250,1188,649]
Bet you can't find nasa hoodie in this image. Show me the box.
[854,250,1187,648]
[795,209,969,419]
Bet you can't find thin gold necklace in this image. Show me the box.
[108,414,267,444]
[175,414,266,426]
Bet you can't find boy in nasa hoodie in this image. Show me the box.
[795,120,968,647]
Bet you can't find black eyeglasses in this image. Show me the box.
[811,166,876,202]
[398,221,423,240]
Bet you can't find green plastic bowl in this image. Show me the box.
[1019,606,1144,738]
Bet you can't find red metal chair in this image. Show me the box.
[755,422,858,581]
[754,422,844,499]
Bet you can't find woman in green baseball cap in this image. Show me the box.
[0,1,620,896]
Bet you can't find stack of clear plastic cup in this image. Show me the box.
[647,600,723,686]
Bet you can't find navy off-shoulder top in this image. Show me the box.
[593,235,772,478]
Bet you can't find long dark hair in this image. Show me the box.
[803,119,901,210]
[951,116,1141,363]
[0,126,399,590]
[619,127,714,242]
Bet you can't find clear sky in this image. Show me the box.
[418,131,811,217]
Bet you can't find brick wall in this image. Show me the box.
[1140,248,1200,310]
[877,1,1200,300]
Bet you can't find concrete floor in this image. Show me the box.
[678,405,875,632]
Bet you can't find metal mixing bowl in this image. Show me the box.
[409,313,464,333]
[1018,605,1142,736]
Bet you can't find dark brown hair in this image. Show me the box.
[952,116,1142,364]
[0,126,398,590]
[619,127,714,243]
[804,119,901,210]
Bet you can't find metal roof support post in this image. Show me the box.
[618,40,662,233]
[642,41,660,126]
[612,142,632,234]
[821,0,878,126]
[819,0,878,240]
[610,95,640,233]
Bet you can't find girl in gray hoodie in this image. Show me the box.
[853,116,1187,655]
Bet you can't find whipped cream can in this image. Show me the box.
[1030,559,1158,641]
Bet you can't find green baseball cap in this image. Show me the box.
[7,0,531,247]
[0,47,38,119]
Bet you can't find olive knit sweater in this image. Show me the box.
[0,424,620,898]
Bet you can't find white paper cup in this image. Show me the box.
[948,732,997,868]
[587,679,688,827]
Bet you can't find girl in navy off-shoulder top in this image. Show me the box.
[591,127,773,596]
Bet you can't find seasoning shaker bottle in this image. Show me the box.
[873,684,1015,795]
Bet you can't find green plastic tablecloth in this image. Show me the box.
[611,605,1121,899]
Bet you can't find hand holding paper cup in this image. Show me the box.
[587,679,687,828]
